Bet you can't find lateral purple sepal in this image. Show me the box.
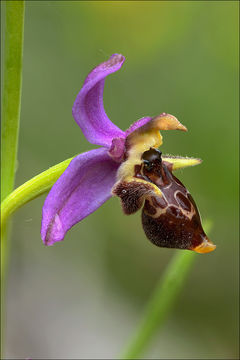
[41,148,119,246]
[72,54,125,148]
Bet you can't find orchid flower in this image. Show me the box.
[41,54,216,254]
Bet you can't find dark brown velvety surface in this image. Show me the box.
[139,149,207,250]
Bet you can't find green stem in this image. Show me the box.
[121,251,195,359]
[1,0,25,201]
[1,156,74,232]
[1,1,25,357]
[120,221,212,359]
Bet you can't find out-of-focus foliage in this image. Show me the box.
[3,1,238,359]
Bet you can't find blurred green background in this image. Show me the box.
[3,1,239,358]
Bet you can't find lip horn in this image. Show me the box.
[151,113,188,132]
[193,236,216,254]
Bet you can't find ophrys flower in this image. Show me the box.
[41,54,215,253]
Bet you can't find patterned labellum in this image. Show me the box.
[113,148,215,253]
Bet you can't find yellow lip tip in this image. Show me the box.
[178,123,188,132]
[193,240,216,254]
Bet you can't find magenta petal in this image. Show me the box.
[72,54,125,148]
[41,148,119,246]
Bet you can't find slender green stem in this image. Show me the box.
[1,1,25,357]
[1,0,25,293]
[1,0,25,201]
[1,156,74,232]
[120,251,195,359]
[120,222,211,359]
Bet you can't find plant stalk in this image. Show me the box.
[1,156,74,230]
[1,0,25,200]
[1,1,25,357]
[120,222,211,359]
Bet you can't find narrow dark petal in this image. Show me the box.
[72,54,125,148]
[41,148,119,245]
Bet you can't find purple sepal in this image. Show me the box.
[72,54,125,148]
[41,148,119,246]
